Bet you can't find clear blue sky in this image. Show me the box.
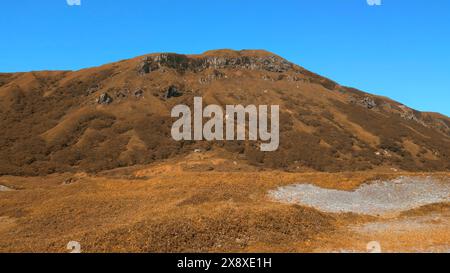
[1,0,449,115]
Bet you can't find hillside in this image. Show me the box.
[0,49,449,175]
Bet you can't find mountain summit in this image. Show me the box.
[0,49,449,175]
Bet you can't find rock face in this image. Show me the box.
[164,85,183,99]
[138,53,296,75]
[199,69,226,84]
[349,96,377,109]
[97,93,113,104]
[360,97,377,109]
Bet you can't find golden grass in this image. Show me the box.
[0,163,448,253]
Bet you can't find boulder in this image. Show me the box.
[97,93,113,104]
[134,89,144,98]
[137,56,159,75]
[164,86,183,99]
[360,97,377,109]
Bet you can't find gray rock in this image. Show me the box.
[360,97,377,109]
[199,69,225,84]
[164,86,183,99]
[137,56,159,75]
[86,84,101,95]
[137,53,296,75]
[134,89,144,98]
[400,110,422,123]
[97,93,113,104]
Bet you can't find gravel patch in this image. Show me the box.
[269,176,450,215]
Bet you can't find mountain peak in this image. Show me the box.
[200,49,279,57]
[0,49,449,176]
[137,49,296,75]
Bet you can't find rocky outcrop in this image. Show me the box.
[115,90,128,99]
[138,53,296,75]
[164,85,183,99]
[86,84,101,95]
[97,93,113,104]
[400,110,423,125]
[134,89,144,98]
[348,96,378,109]
[360,97,377,109]
[348,96,377,109]
[1,49,449,176]
[199,69,226,84]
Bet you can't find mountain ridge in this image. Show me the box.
[0,49,449,175]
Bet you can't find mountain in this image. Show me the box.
[0,49,449,175]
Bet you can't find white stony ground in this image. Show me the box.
[269,176,450,216]
[270,176,450,253]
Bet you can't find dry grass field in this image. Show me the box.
[1,152,448,253]
[1,50,449,253]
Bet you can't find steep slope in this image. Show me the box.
[0,49,449,175]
